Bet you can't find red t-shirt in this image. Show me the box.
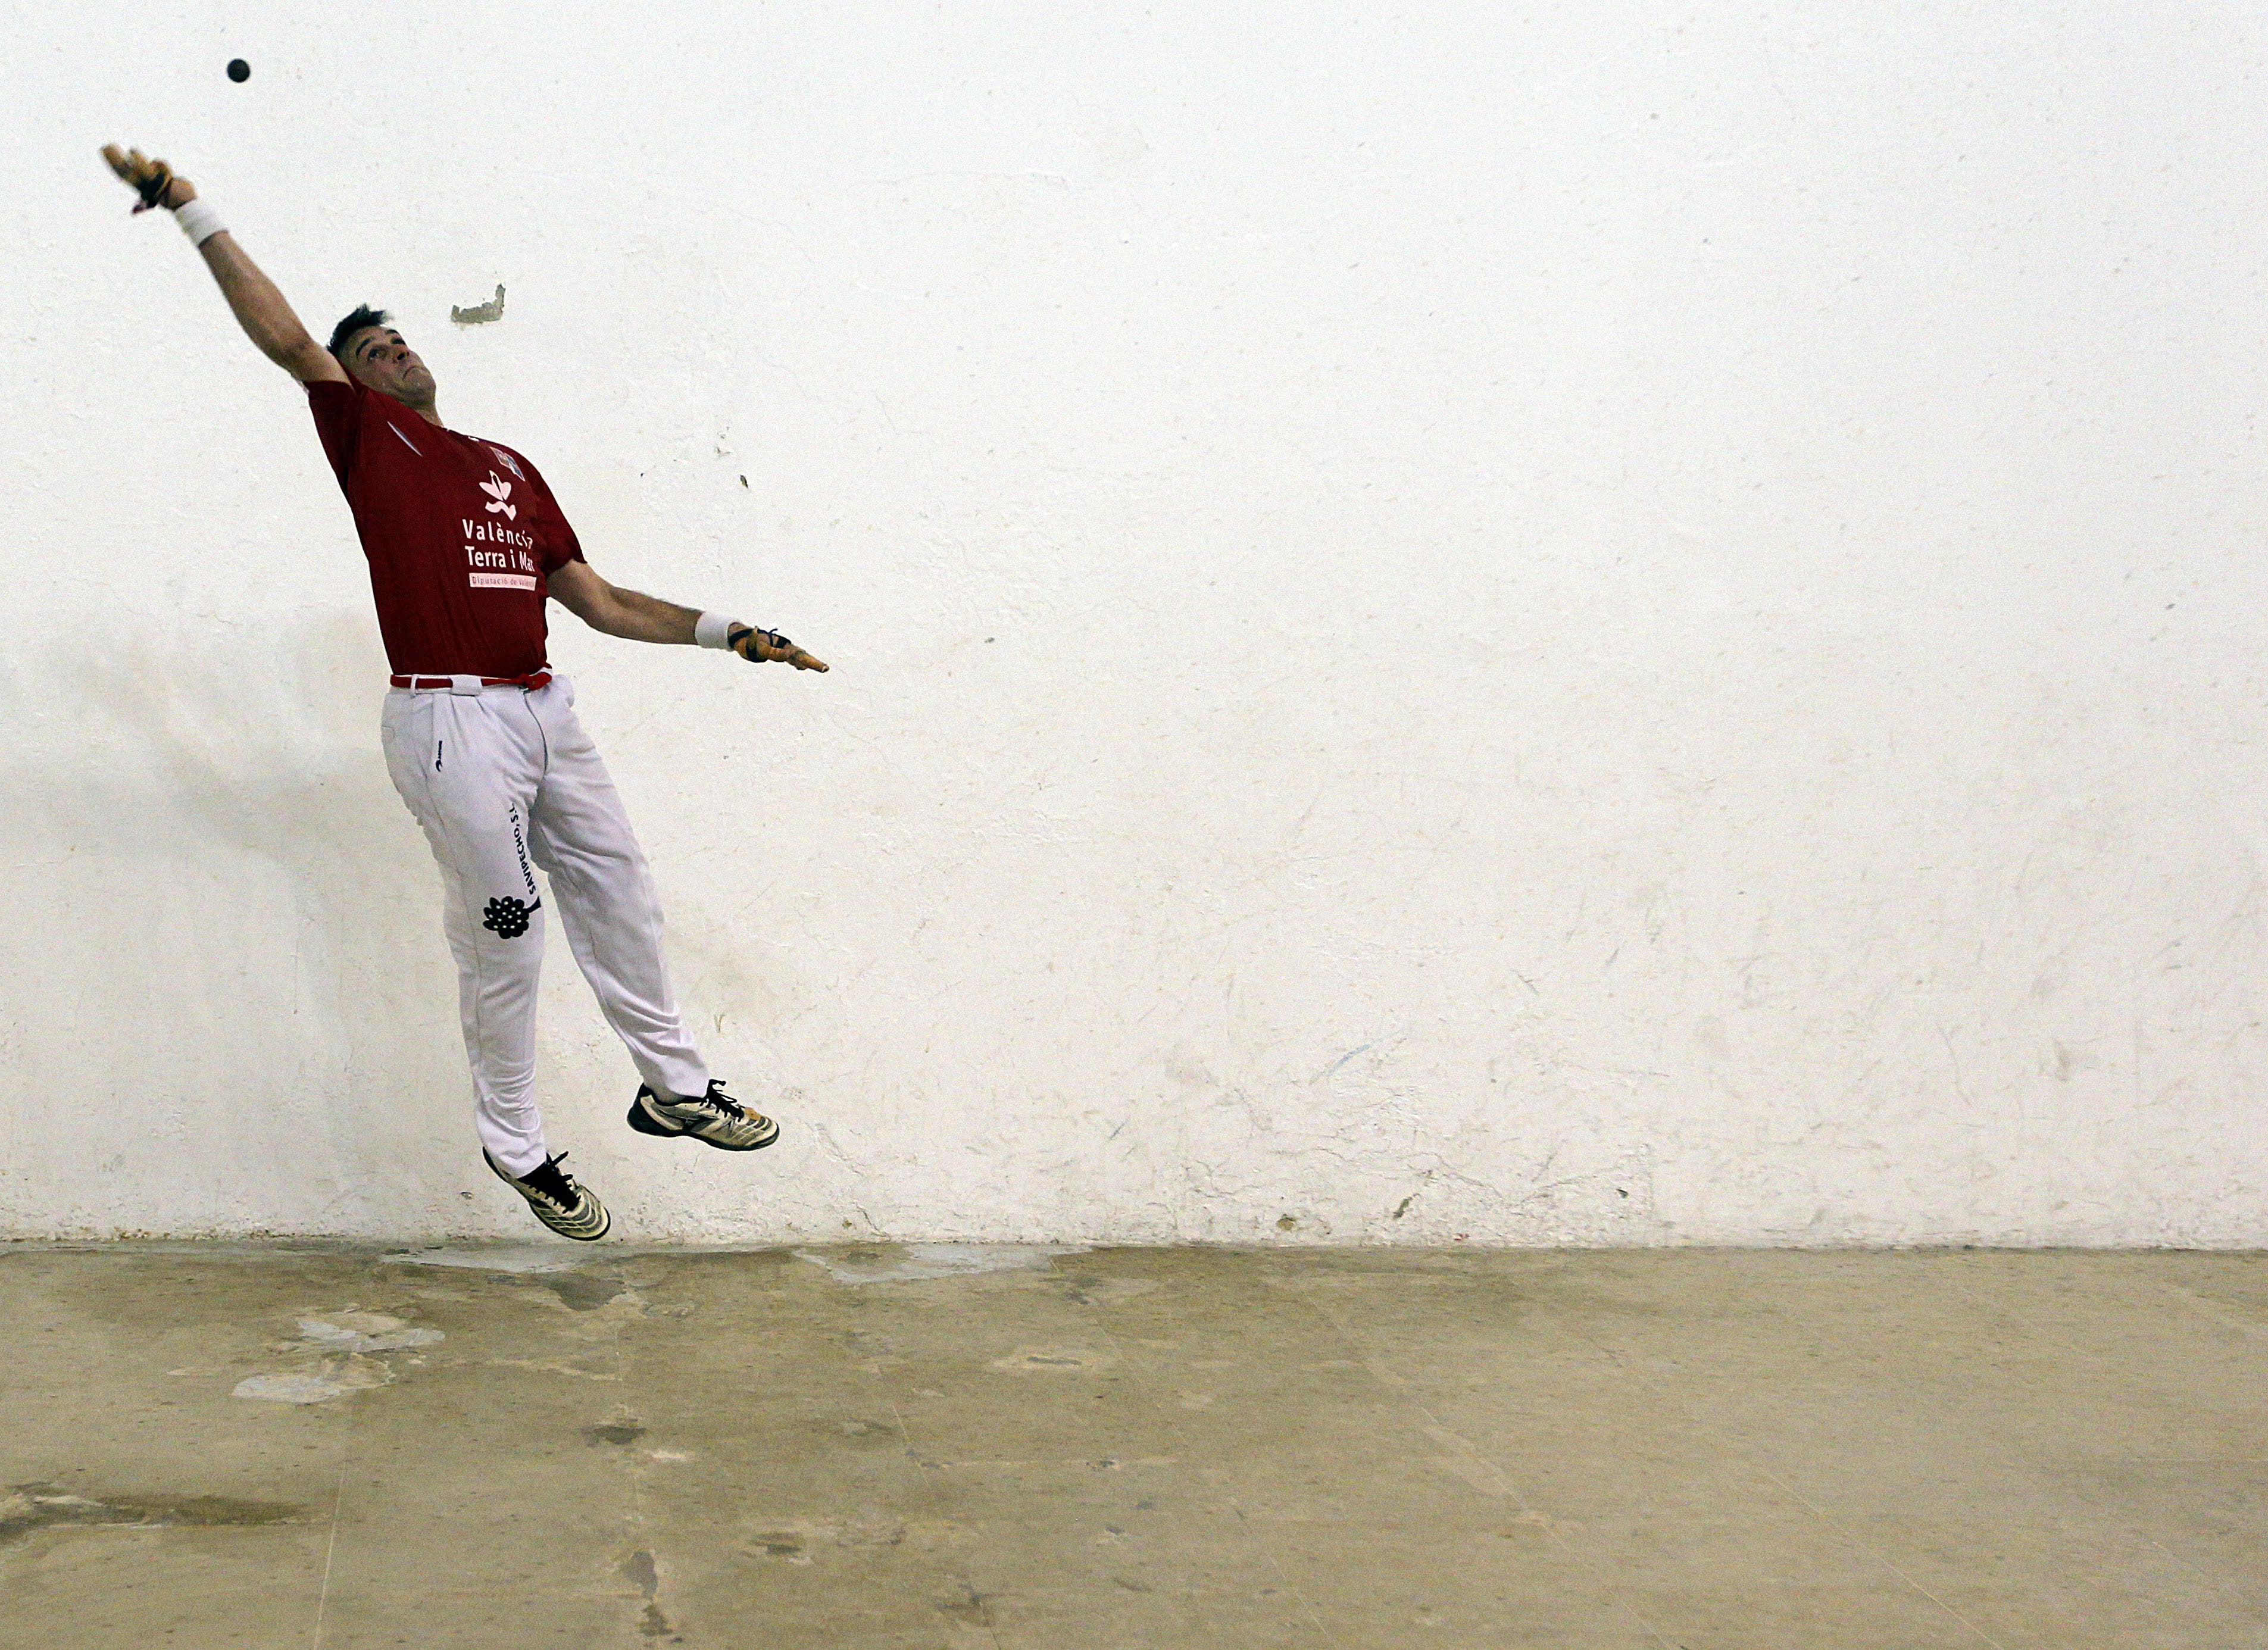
[307,379,584,677]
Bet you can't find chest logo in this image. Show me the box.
[479,473,518,520]
[486,445,526,480]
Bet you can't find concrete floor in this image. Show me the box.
[4,1244,2266,1649]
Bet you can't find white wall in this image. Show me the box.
[6,2,2266,1245]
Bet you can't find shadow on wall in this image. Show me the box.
[0,608,424,871]
[0,610,455,1141]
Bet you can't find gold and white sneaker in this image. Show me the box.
[627,1079,779,1152]
[484,1151,611,1241]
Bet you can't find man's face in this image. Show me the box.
[342,327,436,405]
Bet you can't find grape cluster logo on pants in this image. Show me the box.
[482,895,539,939]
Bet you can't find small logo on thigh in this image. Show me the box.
[482,895,541,939]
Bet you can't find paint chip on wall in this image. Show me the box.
[451,284,506,324]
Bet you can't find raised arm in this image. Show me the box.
[99,145,346,386]
[549,561,829,671]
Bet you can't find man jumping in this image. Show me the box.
[101,145,828,1242]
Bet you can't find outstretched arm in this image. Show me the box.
[99,145,346,386]
[549,561,830,671]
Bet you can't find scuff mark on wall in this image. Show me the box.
[1313,1042,1377,1082]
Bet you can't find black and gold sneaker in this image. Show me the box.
[627,1079,779,1152]
[484,1151,611,1241]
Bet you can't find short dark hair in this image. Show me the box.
[327,305,392,361]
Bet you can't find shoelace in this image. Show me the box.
[701,1082,747,1121]
[533,1152,581,1208]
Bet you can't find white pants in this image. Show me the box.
[380,676,708,1174]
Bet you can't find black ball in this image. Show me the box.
[226,58,250,82]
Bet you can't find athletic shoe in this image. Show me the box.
[627,1079,779,1152]
[484,1151,611,1241]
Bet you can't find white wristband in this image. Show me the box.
[175,198,227,247]
[694,611,741,649]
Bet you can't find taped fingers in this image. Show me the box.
[100,144,174,211]
[729,624,829,672]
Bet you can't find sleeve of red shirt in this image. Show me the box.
[305,380,367,487]
[511,453,587,569]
